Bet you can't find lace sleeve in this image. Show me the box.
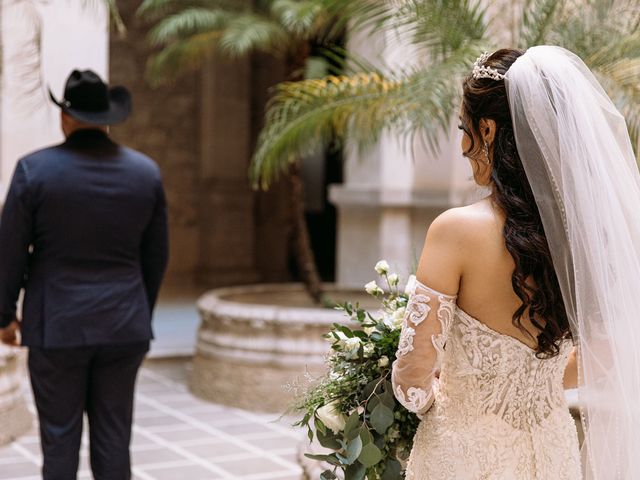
[391,280,457,416]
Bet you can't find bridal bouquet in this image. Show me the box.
[293,261,420,480]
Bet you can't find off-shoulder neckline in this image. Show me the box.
[455,305,543,354]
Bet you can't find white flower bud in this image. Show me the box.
[363,343,375,358]
[378,355,390,367]
[375,260,390,275]
[365,281,383,296]
[388,273,399,286]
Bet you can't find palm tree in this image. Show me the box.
[136,0,392,303]
[250,0,640,189]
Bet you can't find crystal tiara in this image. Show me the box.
[472,52,505,81]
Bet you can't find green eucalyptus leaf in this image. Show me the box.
[344,411,361,436]
[371,403,394,434]
[315,418,327,436]
[367,396,380,413]
[321,470,338,480]
[381,458,403,480]
[317,428,341,450]
[381,384,396,409]
[344,435,363,465]
[344,461,366,480]
[358,443,383,467]
[361,378,381,401]
[304,453,341,466]
[359,427,373,446]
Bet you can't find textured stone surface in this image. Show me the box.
[0,358,304,479]
[109,0,293,289]
[191,284,375,412]
[0,351,32,446]
[109,0,201,284]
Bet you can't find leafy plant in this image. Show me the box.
[251,0,640,189]
[293,262,420,480]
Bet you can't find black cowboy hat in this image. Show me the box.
[49,70,132,125]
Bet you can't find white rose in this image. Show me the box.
[388,273,399,286]
[365,281,383,296]
[363,343,375,358]
[382,314,395,330]
[363,325,376,336]
[378,355,390,367]
[404,274,417,295]
[375,260,390,275]
[316,400,347,434]
[343,337,361,359]
[392,307,406,329]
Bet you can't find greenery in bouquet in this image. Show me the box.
[293,261,420,480]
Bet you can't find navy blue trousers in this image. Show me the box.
[28,342,149,480]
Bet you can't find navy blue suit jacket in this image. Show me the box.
[0,129,169,348]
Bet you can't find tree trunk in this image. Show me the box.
[289,161,323,303]
[284,44,324,304]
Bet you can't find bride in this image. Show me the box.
[392,46,640,479]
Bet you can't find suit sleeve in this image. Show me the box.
[140,176,169,313]
[0,160,33,328]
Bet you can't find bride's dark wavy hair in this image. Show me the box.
[461,48,571,358]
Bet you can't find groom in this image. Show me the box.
[0,70,168,479]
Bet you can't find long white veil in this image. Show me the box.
[505,45,640,479]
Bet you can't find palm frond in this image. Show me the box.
[592,58,640,154]
[271,0,325,37]
[218,13,291,58]
[79,0,126,35]
[316,0,400,41]
[146,31,219,84]
[137,0,238,20]
[406,0,488,58]
[148,8,233,46]
[518,0,564,48]
[251,45,480,189]
[6,1,46,113]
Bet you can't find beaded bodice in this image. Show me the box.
[391,281,581,479]
[439,307,573,432]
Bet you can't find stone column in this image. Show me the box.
[197,53,261,286]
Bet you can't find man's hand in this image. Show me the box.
[0,320,21,346]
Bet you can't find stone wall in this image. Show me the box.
[109,0,292,290]
[110,0,201,287]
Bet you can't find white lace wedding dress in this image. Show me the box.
[392,281,581,479]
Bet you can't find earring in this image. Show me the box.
[483,142,491,165]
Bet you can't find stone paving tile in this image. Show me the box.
[0,359,304,479]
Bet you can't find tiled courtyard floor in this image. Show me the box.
[0,358,305,480]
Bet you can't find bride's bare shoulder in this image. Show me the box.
[428,198,500,243]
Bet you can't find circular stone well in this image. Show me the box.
[190,283,374,412]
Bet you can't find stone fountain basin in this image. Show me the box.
[190,283,375,412]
